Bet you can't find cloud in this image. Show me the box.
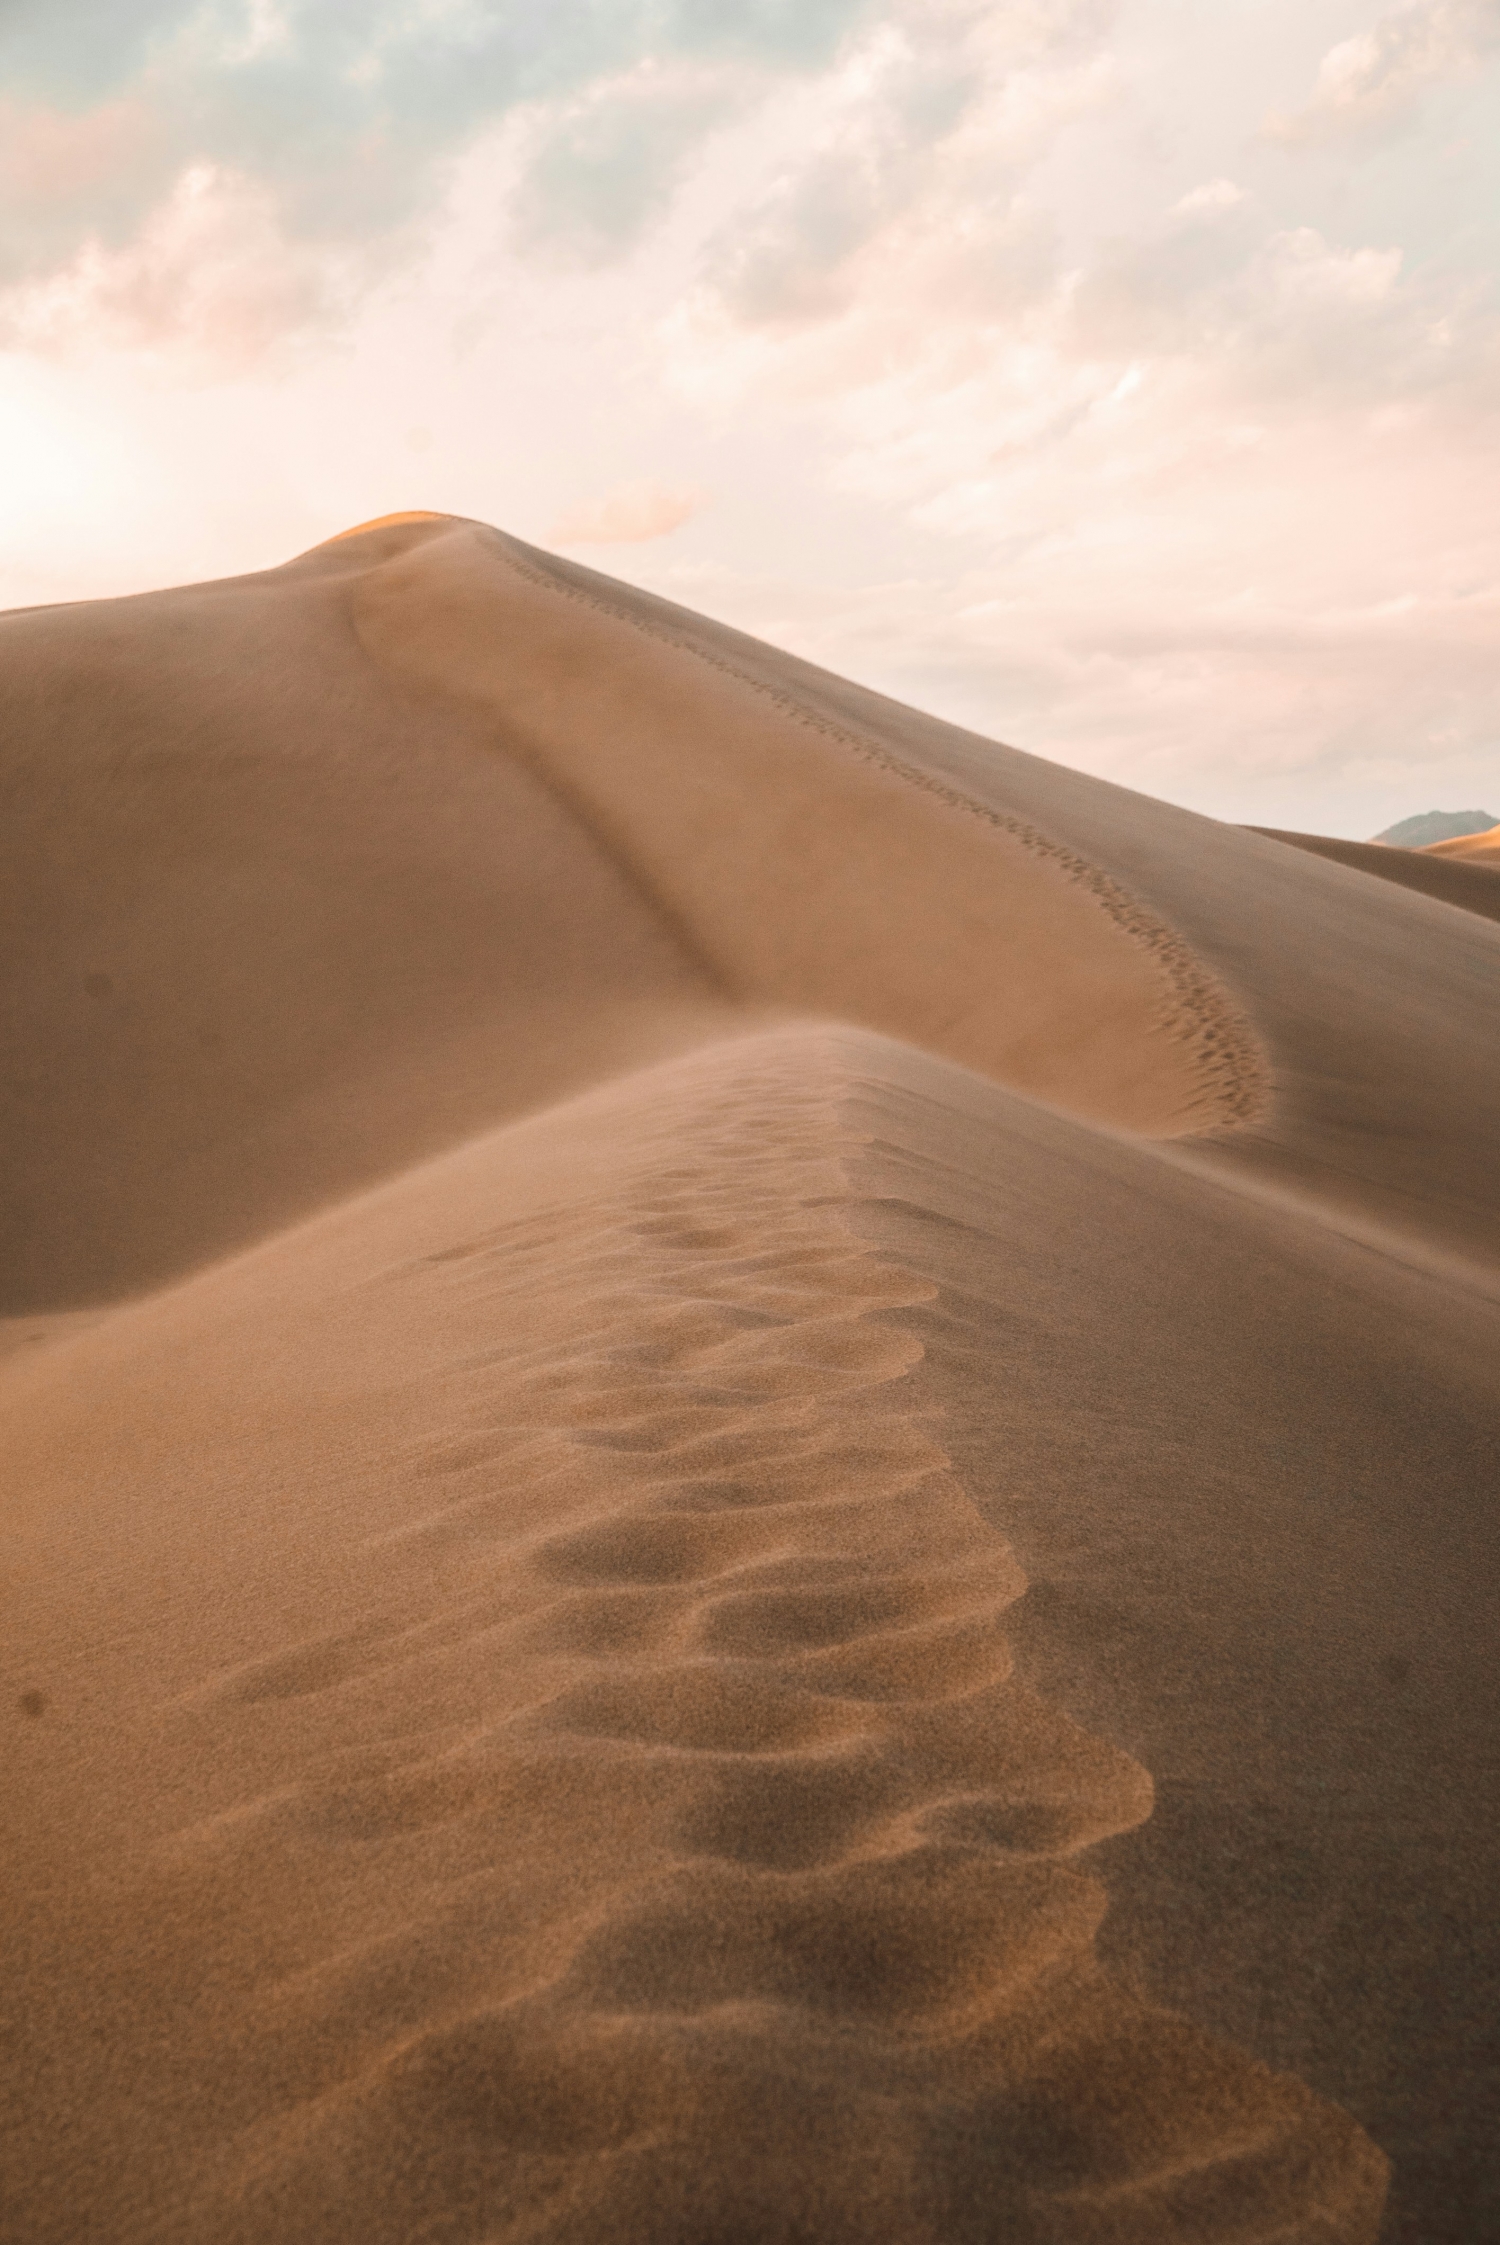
[639,7,1500,827]
[0,0,878,356]
[1066,213,1452,412]
[549,478,706,542]
[0,161,361,365]
[1266,0,1500,142]
[0,0,1104,367]
[510,63,744,266]
[693,1,1109,333]
[1171,178,1247,218]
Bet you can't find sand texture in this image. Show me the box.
[5,514,1499,2243]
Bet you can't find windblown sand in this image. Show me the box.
[5,515,1498,2244]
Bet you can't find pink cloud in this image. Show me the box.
[0,98,157,208]
[549,479,705,543]
[1266,0,1500,142]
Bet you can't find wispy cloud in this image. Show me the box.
[550,479,706,543]
[0,0,877,356]
[1266,0,1500,142]
[510,62,746,268]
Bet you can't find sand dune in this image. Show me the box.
[6,513,1500,2243]
[1423,821,1500,861]
[1250,828,1500,927]
[353,521,1264,1138]
[0,523,734,1307]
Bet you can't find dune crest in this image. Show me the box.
[3,1029,1384,2242]
[322,510,456,542]
[351,519,1268,1139]
[1423,821,1500,861]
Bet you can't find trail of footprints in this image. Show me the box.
[496,537,1271,1128]
[189,1034,1385,2242]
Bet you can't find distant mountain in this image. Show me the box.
[1372,809,1497,847]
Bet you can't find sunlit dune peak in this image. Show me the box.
[320,511,456,545]
[1424,822,1500,862]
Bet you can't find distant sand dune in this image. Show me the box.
[1250,828,1500,927]
[1423,821,1500,861]
[6,513,1500,2242]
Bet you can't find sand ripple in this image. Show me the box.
[44,1030,1379,2242]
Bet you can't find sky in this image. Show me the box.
[3,0,1500,837]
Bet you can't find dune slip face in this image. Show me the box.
[0,523,736,1310]
[350,518,1269,1141]
[3,1030,1384,2243]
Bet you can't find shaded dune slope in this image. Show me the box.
[0,538,734,1310]
[6,511,1499,2241]
[845,1043,1500,2245]
[1251,828,1500,928]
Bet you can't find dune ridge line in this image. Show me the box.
[348,519,1269,1140]
[496,537,1270,1131]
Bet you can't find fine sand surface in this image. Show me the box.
[4,515,1499,2244]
